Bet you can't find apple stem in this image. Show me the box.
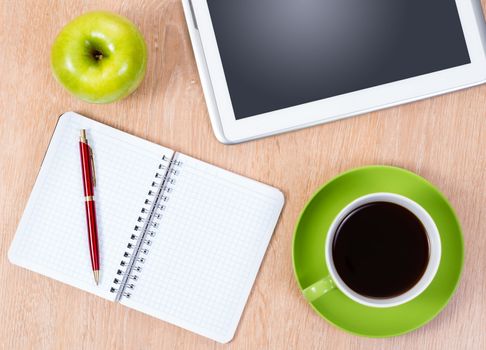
[92,49,103,61]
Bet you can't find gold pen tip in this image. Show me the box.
[93,270,100,285]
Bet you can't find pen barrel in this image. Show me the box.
[80,140,99,271]
[84,200,100,271]
[79,141,94,196]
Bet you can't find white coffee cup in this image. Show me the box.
[303,192,441,308]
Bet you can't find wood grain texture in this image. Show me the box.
[1,1,485,349]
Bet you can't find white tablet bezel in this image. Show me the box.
[185,0,486,143]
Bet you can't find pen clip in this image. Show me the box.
[90,147,96,187]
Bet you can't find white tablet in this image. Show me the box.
[182,0,486,144]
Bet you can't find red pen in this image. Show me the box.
[79,129,100,285]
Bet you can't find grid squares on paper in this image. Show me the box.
[9,114,173,300]
[121,152,283,342]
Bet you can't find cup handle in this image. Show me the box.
[302,275,336,302]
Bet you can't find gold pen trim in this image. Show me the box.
[93,270,99,285]
[80,129,87,143]
[85,195,95,201]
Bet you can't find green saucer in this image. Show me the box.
[292,166,464,337]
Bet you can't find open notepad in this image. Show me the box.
[8,112,284,343]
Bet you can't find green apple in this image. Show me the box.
[51,11,147,104]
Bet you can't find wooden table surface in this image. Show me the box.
[1,1,486,349]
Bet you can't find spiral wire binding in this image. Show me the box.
[110,153,182,301]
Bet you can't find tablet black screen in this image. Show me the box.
[206,0,470,119]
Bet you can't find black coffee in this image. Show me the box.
[332,202,429,298]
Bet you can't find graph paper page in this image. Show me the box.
[121,152,284,343]
[9,112,174,301]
